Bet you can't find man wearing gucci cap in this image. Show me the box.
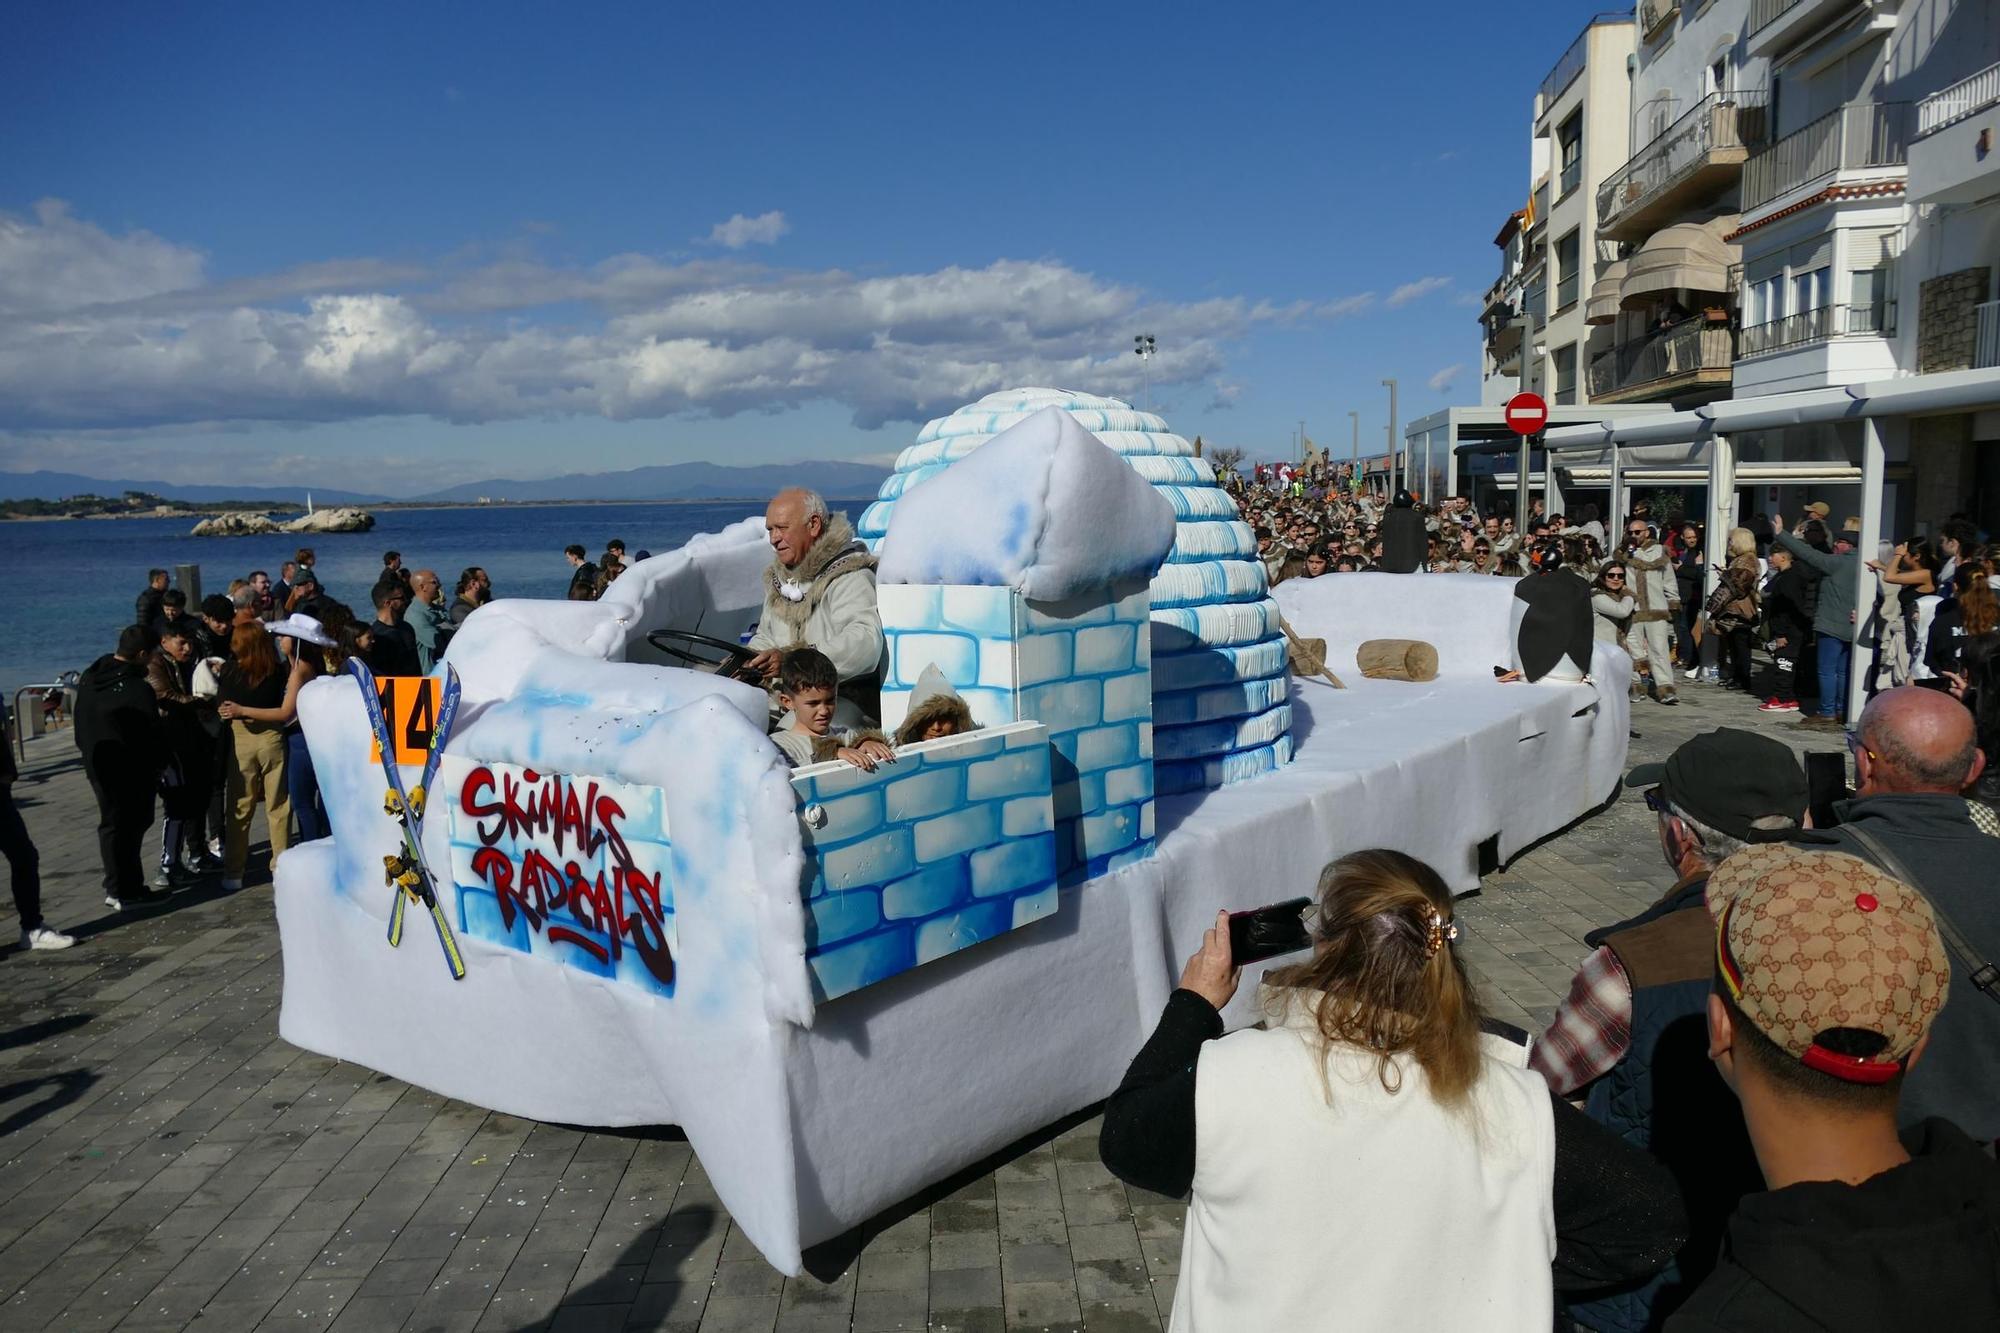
[1668,845,2000,1332]
[1534,729,1806,1333]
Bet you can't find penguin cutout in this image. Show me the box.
[1510,568,1594,683]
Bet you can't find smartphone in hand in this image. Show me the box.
[1227,897,1314,965]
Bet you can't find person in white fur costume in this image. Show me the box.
[742,487,886,725]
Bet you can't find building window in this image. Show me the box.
[1558,113,1583,198]
[1555,230,1581,312]
[1553,344,1578,404]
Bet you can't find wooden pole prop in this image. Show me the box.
[1280,618,1345,689]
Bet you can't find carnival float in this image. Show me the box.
[275,389,1629,1272]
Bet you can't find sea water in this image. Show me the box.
[0,501,766,700]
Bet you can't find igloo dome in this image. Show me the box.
[857,388,1292,793]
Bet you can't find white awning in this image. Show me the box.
[1620,216,1738,304]
[1586,258,1628,325]
[1703,387,1865,433]
[1848,366,2000,416]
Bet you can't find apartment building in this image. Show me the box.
[1588,1,1770,407]
[1478,15,1636,408]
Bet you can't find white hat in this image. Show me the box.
[268,613,334,648]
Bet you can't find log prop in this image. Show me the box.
[1356,638,1439,683]
[1280,618,1344,689]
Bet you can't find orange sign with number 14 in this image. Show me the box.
[370,676,441,767]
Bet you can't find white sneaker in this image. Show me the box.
[21,927,76,951]
[220,877,243,893]
[207,837,222,859]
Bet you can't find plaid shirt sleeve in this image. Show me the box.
[1529,946,1634,1097]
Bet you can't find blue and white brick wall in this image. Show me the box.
[792,722,1059,1002]
[876,580,1155,883]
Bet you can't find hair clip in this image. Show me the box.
[1424,909,1457,959]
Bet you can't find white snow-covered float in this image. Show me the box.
[275,390,1629,1273]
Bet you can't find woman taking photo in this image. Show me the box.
[1100,850,1684,1331]
[214,624,293,890]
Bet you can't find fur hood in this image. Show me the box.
[894,663,977,747]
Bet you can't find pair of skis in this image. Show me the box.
[347,658,467,980]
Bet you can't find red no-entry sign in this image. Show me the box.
[1504,392,1548,436]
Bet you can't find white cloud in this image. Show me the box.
[1316,293,1376,319]
[1386,275,1452,309]
[1427,363,1465,393]
[0,201,1376,441]
[705,210,790,249]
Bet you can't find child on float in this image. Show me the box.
[771,648,896,771]
[891,663,979,748]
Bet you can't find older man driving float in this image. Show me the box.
[741,487,886,724]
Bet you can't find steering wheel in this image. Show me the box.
[646,629,759,679]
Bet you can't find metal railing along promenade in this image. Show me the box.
[1918,60,2000,137]
[1596,90,1771,232]
[1741,102,1913,211]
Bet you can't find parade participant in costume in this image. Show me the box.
[742,488,886,725]
[1624,520,1680,704]
[1505,564,1595,684]
[893,664,978,748]
[1378,489,1426,574]
[770,649,895,771]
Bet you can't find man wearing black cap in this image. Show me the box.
[1377,489,1426,574]
[1533,728,1807,1333]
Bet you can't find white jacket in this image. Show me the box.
[1172,990,1555,1333]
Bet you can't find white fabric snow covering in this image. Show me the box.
[875,406,1176,602]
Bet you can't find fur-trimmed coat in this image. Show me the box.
[746,514,885,685]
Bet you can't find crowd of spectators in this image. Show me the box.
[1225,463,1998,739]
[1101,690,2000,1329]
[0,540,587,950]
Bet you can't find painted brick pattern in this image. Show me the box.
[877,580,1157,882]
[793,721,1059,1001]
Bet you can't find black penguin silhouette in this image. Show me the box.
[1511,568,1594,683]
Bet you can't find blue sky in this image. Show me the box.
[0,1,1600,491]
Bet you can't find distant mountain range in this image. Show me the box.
[0,460,890,506]
[0,471,381,505]
[413,459,890,503]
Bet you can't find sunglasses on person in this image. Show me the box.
[1845,729,1877,763]
[1628,528,1648,538]
[1643,787,1671,815]
[1604,571,1626,581]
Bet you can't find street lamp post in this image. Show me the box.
[1132,334,1156,412]
[1381,378,1398,498]
[1515,309,1536,526]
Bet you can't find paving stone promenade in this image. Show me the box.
[0,683,1825,1332]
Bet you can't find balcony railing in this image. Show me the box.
[1976,300,2000,369]
[1525,281,1548,331]
[1556,271,1580,311]
[1559,155,1582,198]
[1596,90,1771,235]
[1917,60,2000,137]
[1537,15,1631,113]
[1531,178,1551,232]
[1588,317,1735,400]
[1740,300,1897,357]
[1741,102,1913,211]
[1749,0,1804,35]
